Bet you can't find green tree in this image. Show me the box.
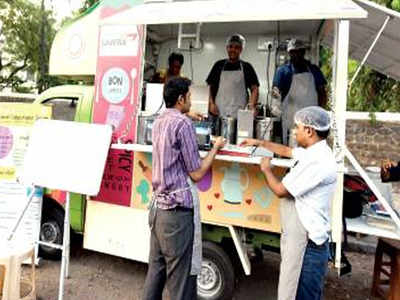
[79,0,101,13]
[320,0,400,112]
[345,0,400,112]
[0,0,57,92]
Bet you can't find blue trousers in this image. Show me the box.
[296,239,329,300]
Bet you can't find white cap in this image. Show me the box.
[226,34,246,49]
[294,106,331,131]
[287,38,306,52]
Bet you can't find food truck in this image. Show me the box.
[32,0,400,299]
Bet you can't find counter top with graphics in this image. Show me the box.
[119,143,291,233]
[111,144,295,168]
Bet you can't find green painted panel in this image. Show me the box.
[70,192,85,233]
[70,87,93,233]
[202,224,280,250]
[246,230,281,249]
[202,224,231,243]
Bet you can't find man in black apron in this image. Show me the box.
[143,77,225,300]
[241,106,337,300]
[206,34,260,119]
[272,38,327,146]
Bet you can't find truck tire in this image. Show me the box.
[198,241,235,300]
[39,204,64,260]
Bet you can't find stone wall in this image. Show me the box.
[347,120,400,166]
[346,119,400,194]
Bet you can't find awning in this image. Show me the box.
[101,0,367,25]
[49,5,100,78]
[323,0,400,81]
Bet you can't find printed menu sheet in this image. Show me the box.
[0,103,51,246]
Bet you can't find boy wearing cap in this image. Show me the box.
[151,52,185,84]
[206,34,260,118]
[241,106,337,300]
[272,38,327,146]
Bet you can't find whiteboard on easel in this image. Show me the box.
[21,119,112,196]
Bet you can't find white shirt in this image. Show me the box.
[282,140,337,245]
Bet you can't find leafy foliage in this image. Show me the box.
[320,0,400,112]
[0,0,56,92]
[79,0,100,13]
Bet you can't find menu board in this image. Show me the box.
[0,103,51,246]
[0,185,43,244]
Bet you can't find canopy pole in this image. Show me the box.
[331,19,350,273]
[348,15,391,88]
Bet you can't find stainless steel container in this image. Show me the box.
[137,113,157,145]
[255,117,277,141]
[237,109,254,145]
[220,116,237,144]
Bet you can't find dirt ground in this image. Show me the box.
[22,236,382,300]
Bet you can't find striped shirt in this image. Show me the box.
[152,108,202,209]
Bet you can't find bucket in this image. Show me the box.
[220,116,237,144]
[137,113,157,145]
[255,117,276,141]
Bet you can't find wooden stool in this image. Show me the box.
[372,238,400,300]
[0,243,36,300]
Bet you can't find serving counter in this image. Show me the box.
[110,143,292,233]
[111,143,295,167]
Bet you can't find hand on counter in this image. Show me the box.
[248,104,257,117]
[186,111,204,121]
[239,138,261,148]
[260,157,272,172]
[212,136,226,150]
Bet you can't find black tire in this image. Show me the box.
[39,204,64,260]
[198,241,235,300]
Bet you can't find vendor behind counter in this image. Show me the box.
[151,52,184,84]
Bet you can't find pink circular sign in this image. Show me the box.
[0,126,13,159]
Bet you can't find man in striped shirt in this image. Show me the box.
[143,77,225,300]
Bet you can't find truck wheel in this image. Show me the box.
[198,241,235,300]
[39,205,64,260]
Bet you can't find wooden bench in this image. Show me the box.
[372,238,400,300]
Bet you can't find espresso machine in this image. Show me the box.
[192,120,213,150]
[137,112,213,150]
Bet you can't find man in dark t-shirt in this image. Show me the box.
[206,34,259,118]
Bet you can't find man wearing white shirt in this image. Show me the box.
[241,106,337,300]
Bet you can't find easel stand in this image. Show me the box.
[58,191,70,300]
[19,119,112,300]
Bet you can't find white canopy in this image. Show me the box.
[101,0,367,25]
[323,0,400,81]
